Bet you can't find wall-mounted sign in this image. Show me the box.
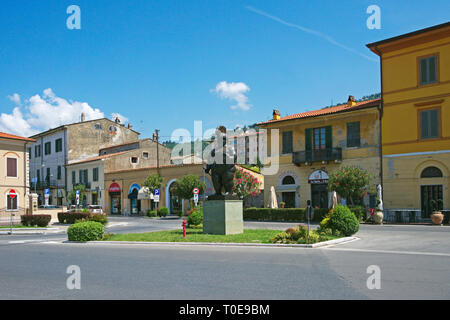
[308,170,329,184]
[108,183,121,193]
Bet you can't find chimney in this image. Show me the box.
[115,117,121,124]
[272,109,281,120]
[347,95,356,107]
[80,112,85,122]
[128,123,133,130]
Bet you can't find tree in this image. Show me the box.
[232,167,262,200]
[67,184,86,205]
[327,166,374,205]
[173,174,206,206]
[143,174,163,194]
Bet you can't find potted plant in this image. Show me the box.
[279,202,285,208]
[373,196,383,225]
[430,199,444,225]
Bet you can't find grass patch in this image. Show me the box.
[103,228,282,244]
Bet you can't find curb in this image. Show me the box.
[69,236,360,248]
[0,228,64,235]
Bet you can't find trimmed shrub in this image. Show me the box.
[158,207,169,217]
[187,209,203,227]
[270,225,324,244]
[21,214,51,227]
[324,205,359,236]
[147,210,157,217]
[90,214,108,225]
[67,221,104,242]
[57,212,91,224]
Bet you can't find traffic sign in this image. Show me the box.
[154,189,160,202]
[9,189,16,199]
[193,188,199,195]
[193,193,199,206]
[44,188,50,195]
[154,189,160,195]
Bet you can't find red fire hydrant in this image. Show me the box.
[182,220,187,238]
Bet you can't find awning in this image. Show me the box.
[138,187,154,200]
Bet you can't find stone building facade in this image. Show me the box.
[28,117,140,206]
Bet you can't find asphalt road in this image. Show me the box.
[0,218,449,300]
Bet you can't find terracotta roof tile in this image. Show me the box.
[258,99,380,125]
[0,132,36,142]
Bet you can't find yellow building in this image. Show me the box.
[367,22,450,222]
[104,163,264,215]
[258,97,381,209]
[0,132,35,222]
[104,164,214,215]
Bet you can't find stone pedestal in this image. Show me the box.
[203,200,244,235]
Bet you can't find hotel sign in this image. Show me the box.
[308,170,329,184]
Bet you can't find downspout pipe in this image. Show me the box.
[374,45,384,202]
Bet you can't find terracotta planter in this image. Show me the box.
[430,211,444,225]
[373,211,383,224]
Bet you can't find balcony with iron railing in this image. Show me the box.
[292,148,342,165]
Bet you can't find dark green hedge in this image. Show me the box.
[21,214,51,227]
[243,208,329,222]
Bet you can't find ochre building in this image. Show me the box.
[258,97,381,209]
[367,22,450,222]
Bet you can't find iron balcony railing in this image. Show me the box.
[292,147,342,165]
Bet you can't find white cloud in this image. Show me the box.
[8,93,21,105]
[212,81,251,111]
[0,89,107,137]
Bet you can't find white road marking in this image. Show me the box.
[322,247,450,257]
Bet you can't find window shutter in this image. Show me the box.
[325,126,332,149]
[429,109,439,138]
[429,57,436,83]
[7,158,17,177]
[305,129,312,151]
[420,58,428,84]
[421,110,429,139]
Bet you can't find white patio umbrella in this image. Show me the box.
[270,186,278,209]
[377,184,383,210]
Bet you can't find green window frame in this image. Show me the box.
[55,138,63,153]
[419,56,437,86]
[93,167,99,182]
[420,109,439,139]
[282,131,293,154]
[44,142,51,155]
[347,122,360,147]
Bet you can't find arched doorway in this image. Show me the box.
[166,179,182,215]
[420,166,444,219]
[128,184,141,215]
[276,171,300,208]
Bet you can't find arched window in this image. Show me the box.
[282,176,296,185]
[421,166,443,178]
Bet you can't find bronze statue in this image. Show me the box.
[205,126,237,199]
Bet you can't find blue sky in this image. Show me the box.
[0,0,448,141]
